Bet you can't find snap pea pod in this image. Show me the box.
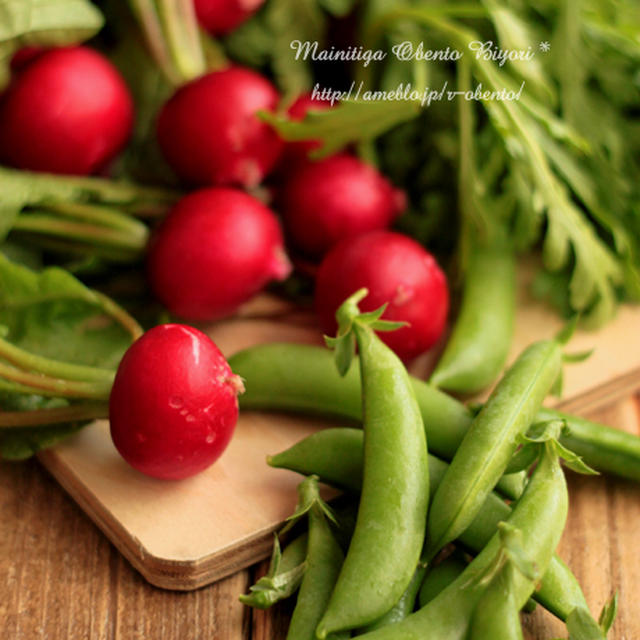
[229,343,640,482]
[359,567,427,632]
[467,563,525,640]
[354,440,569,640]
[430,244,516,394]
[232,343,523,500]
[286,477,347,640]
[418,551,468,607]
[424,338,563,561]
[316,291,429,637]
[268,427,589,622]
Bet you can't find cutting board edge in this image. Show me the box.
[37,448,281,591]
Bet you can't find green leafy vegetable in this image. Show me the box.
[224,0,356,97]
[0,253,135,368]
[261,98,420,158]
[0,0,104,89]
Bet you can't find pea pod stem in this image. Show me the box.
[229,343,640,482]
[430,243,516,394]
[239,533,308,610]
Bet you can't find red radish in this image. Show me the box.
[10,46,46,71]
[279,154,407,259]
[315,231,449,361]
[194,0,265,35]
[147,188,291,321]
[0,46,133,175]
[282,92,332,163]
[156,66,283,187]
[109,324,243,480]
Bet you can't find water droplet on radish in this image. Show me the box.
[136,433,147,444]
[169,395,183,409]
[206,433,216,444]
[185,414,196,423]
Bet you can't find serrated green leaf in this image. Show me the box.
[261,98,421,158]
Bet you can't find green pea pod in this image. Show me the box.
[354,439,569,640]
[430,244,516,394]
[359,567,427,632]
[269,427,587,622]
[235,343,521,500]
[286,477,348,640]
[316,290,429,637]
[419,551,468,607]
[467,566,524,640]
[230,343,640,483]
[424,338,563,561]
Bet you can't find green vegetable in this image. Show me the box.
[239,534,308,610]
[284,476,347,640]
[353,426,569,640]
[262,99,420,159]
[418,551,468,608]
[0,166,177,261]
[467,525,530,640]
[230,343,640,483]
[317,289,429,636]
[223,0,356,97]
[430,242,516,393]
[424,337,563,561]
[231,343,523,500]
[267,426,594,624]
[0,255,140,455]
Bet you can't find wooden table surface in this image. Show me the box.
[2,398,639,640]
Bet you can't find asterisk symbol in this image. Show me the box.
[539,41,551,52]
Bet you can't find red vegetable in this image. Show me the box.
[315,231,449,361]
[0,46,133,175]
[194,0,265,35]
[109,324,243,480]
[279,154,406,259]
[157,66,283,187]
[147,187,291,320]
[10,46,46,72]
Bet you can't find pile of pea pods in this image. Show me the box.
[233,290,629,639]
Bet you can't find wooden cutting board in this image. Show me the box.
[37,288,640,591]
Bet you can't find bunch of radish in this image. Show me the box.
[0,0,449,480]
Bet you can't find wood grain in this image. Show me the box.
[4,398,637,639]
[0,459,250,640]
